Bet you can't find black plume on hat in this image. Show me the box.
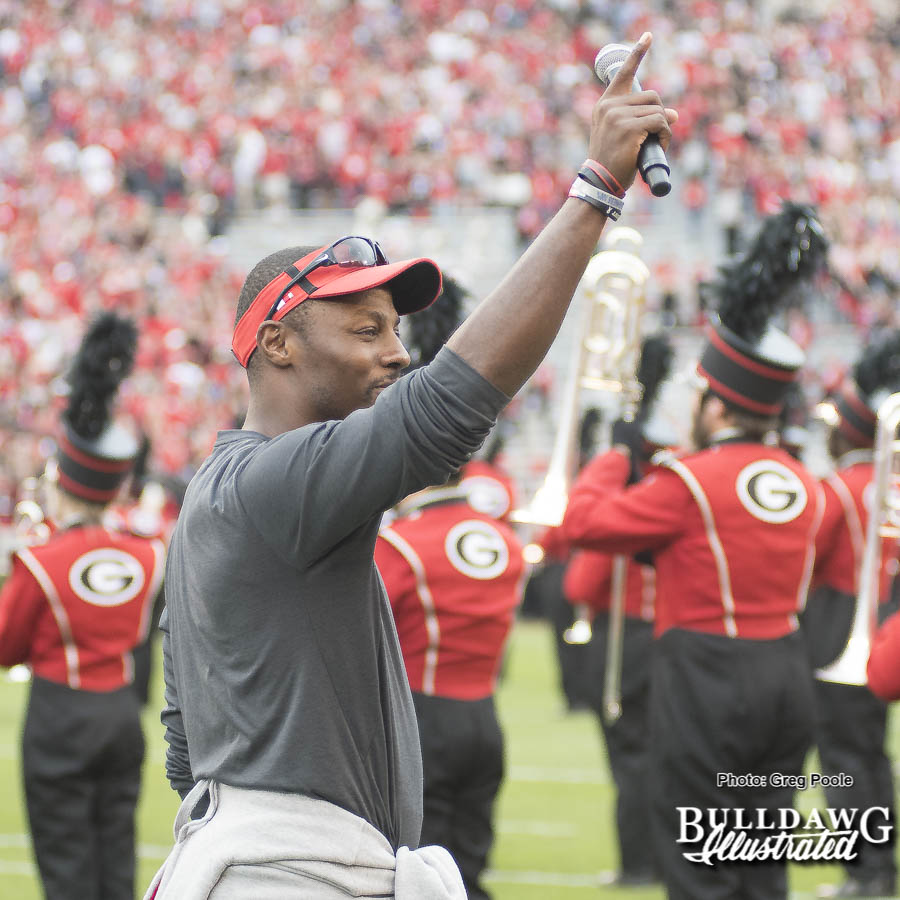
[637,333,679,449]
[406,275,466,370]
[853,330,900,399]
[636,333,673,420]
[711,202,828,343]
[57,312,139,503]
[697,203,828,416]
[64,312,138,440]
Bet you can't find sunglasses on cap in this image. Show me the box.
[263,236,389,321]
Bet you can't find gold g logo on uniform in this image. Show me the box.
[445,520,509,580]
[69,549,145,606]
[736,461,808,524]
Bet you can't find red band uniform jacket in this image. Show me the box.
[564,446,823,639]
[375,498,524,699]
[0,524,166,688]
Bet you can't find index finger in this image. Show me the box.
[607,32,652,94]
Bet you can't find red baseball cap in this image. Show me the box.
[232,238,442,367]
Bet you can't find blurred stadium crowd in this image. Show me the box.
[0,0,898,514]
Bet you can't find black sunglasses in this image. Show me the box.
[265,236,389,320]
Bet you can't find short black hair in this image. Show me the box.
[236,245,319,377]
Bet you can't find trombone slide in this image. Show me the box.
[602,554,627,723]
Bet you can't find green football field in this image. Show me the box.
[0,619,889,899]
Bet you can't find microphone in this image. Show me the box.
[593,43,671,197]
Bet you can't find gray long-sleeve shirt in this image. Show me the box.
[161,348,508,850]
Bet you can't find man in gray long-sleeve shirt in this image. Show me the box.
[154,34,676,898]
[164,347,505,850]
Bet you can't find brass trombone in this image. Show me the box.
[511,229,648,528]
[511,227,649,722]
[815,392,900,686]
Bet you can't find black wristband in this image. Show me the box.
[577,164,617,196]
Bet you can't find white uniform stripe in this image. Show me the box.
[379,527,440,695]
[663,459,738,637]
[827,473,865,593]
[17,548,81,688]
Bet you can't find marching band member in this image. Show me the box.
[375,475,524,900]
[805,330,900,899]
[562,333,676,888]
[0,313,166,900]
[563,204,828,900]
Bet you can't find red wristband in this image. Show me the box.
[583,159,625,198]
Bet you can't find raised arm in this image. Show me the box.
[447,33,677,396]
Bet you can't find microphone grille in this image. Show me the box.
[593,43,632,85]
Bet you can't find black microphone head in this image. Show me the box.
[593,43,632,86]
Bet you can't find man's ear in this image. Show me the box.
[255,321,294,369]
[706,394,728,422]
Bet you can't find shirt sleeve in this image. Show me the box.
[0,555,44,668]
[563,550,612,611]
[563,450,690,555]
[238,348,510,566]
[867,610,900,701]
[159,606,195,797]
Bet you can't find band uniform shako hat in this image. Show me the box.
[697,203,828,416]
[832,329,900,446]
[57,312,140,503]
